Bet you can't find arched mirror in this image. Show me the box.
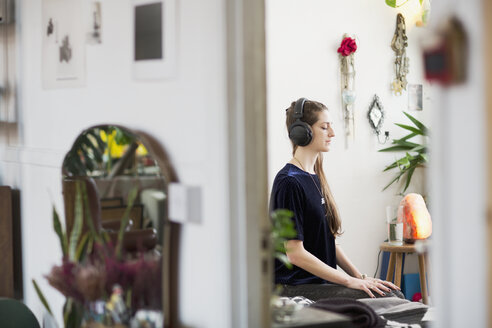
[60,124,179,327]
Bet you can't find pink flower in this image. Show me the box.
[337,37,357,56]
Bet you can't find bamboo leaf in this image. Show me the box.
[399,132,418,142]
[382,170,405,191]
[410,145,426,153]
[403,111,428,135]
[383,161,399,172]
[403,165,417,192]
[69,181,84,261]
[53,206,68,257]
[32,279,53,315]
[379,145,416,152]
[392,139,420,149]
[395,123,424,136]
[115,187,138,259]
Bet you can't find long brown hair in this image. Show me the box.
[285,100,343,237]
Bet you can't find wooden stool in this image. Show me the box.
[380,241,429,305]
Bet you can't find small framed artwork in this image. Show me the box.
[86,1,102,44]
[42,0,86,89]
[132,0,177,80]
[408,84,423,111]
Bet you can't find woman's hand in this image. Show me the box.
[365,277,400,292]
[345,276,399,298]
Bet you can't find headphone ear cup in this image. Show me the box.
[289,120,312,146]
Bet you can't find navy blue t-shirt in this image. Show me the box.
[271,163,337,285]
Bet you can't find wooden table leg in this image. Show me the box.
[394,253,403,287]
[386,252,396,282]
[418,254,428,305]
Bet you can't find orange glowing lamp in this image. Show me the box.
[397,193,432,242]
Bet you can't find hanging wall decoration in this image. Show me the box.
[338,34,357,148]
[390,13,409,96]
[367,94,389,144]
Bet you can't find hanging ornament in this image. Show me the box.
[390,13,409,96]
[338,34,357,148]
[367,94,389,144]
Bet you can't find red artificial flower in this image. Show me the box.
[337,37,357,56]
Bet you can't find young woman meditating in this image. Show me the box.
[271,98,402,301]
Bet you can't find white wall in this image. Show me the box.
[0,0,230,327]
[266,0,433,278]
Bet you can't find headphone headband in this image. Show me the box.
[293,98,307,119]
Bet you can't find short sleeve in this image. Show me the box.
[272,177,305,241]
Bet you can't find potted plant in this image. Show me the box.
[32,183,162,328]
[379,111,429,195]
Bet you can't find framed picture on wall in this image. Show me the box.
[42,0,86,89]
[408,84,423,111]
[132,0,177,80]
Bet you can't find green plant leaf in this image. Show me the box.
[403,111,428,135]
[275,253,292,269]
[385,0,396,7]
[53,206,68,257]
[114,127,135,145]
[379,145,416,152]
[396,155,410,169]
[75,231,90,262]
[115,187,139,259]
[32,279,53,316]
[382,170,405,191]
[394,123,425,136]
[101,230,111,244]
[399,132,418,142]
[403,165,417,192]
[412,145,427,154]
[385,0,410,7]
[80,182,101,244]
[80,146,95,172]
[383,160,399,172]
[392,139,420,149]
[69,181,84,261]
[63,298,84,328]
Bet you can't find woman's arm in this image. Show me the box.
[335,243,400,291]
[286,240,352,286]
[285,240,391,297]
[336,244,363,279]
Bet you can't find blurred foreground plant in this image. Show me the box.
[271,209,297,269]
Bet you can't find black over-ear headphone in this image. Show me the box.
[288,98,312,146]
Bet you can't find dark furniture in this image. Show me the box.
[0,187,22,299]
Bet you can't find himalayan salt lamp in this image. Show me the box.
[397,193,432,243]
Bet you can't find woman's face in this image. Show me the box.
[309,109,335,152]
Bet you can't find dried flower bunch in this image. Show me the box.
[45,244,162,310]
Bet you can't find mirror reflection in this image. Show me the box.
[62,125,167,248]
